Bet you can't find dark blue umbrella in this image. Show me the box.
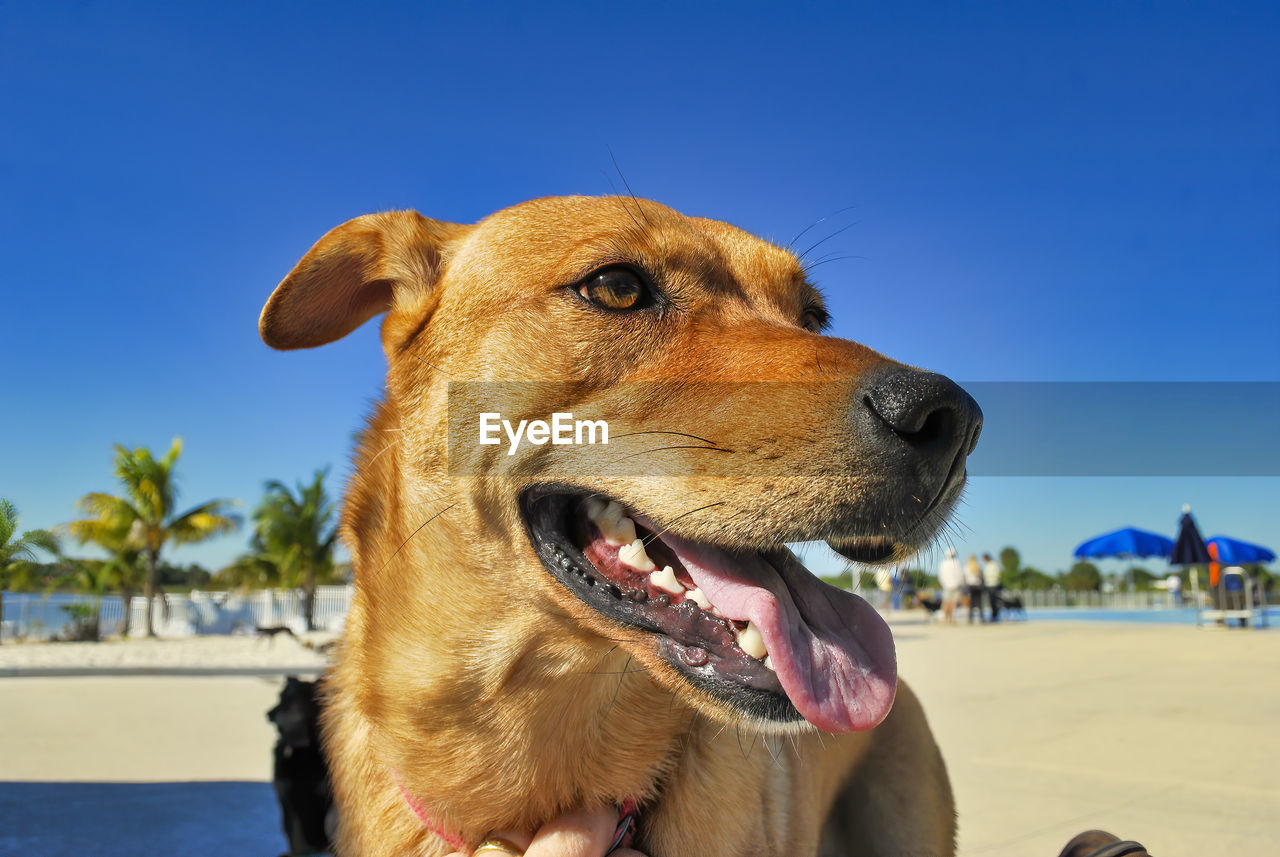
[1073,527,1174,560]
[1170,508,1211,565]
[1205,536,1276,565]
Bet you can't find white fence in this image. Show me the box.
[0,586,353,641]
[0,584,1221,641]
[1000,588,1191,610]
[850,581,1197,611]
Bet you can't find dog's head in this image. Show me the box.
[262,196,980,737]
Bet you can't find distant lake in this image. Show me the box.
[1,593,129,639]
[1,586,352,640]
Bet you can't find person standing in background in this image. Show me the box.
[1166,572,1183,607]
[982,552,1003,622]
[965,554,984,624]
[875,568,893,613]
[938,548,963,624]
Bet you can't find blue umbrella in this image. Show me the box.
[1074,527,1174,559]
[1170,509,1211,566]
[1206,536,1276,565]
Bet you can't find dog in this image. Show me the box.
[257,623,299,644]
[999,592,1026,619]
[917,594,943,621]
[260,196,984,856]
[267,676,335,857]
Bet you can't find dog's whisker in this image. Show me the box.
[602,167,649,234]
[801,254,862,275]
[608,148,652,229]
[611,429,722,447]
[374,503,456,577]
[708,716,734,743]
[365,438,401,467]
[787,204,859,252]
[639,502,727,547]
[797,221,859,265]
[584,667,647,677]
[609,655,634,711]
[764,734,783,768]
[604,176,647,234]
[608,444,732,464]
[589,644,620,674]
[403,350,454,377]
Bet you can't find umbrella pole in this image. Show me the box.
[1191,567,1202,627]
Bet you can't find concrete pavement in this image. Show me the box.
[1,619,1276,855]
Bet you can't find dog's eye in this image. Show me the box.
[801,306,829,332]
[577,266,651,312]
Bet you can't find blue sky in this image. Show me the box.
[2,1,1277,578]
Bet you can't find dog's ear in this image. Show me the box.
[260,210,469,350]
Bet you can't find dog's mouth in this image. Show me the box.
[519,488,898,733]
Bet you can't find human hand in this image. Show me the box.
[445,805,647,857]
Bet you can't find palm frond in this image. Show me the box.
[237,468,337,593]
[168,500,241,545]
[0,499,18,547]
[69,493,142,550]
[21,528,60,558]
[0,501,61,568]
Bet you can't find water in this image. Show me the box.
[1,587,353,640]
[1025,606,1276,626]
[0,593,127,639]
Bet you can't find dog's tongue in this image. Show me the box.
[660,532,897,733]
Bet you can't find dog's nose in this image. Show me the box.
[858,368,983,463]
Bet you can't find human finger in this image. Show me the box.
[522,805,618,857]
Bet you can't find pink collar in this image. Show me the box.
[398,781,639,854]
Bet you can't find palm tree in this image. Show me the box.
[62,548,146,637]
[0,500,60,644]
[246,468,339,631]
[68,439,240,637]
[54,557,118,641]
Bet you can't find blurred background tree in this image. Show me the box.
[1063,561,1103,592]
[1023,568,1056,589]
[68,439,240,637]
[225,468,339,631]
[0,499,60,645]
[998,546,1023,588]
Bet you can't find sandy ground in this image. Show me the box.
[0,633,331,674]
[894,617,1280,856]
[1,618,1277,856]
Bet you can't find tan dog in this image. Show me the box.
[261,196,982,856]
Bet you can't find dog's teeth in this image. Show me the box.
[763,655,775,671]
[619,539,656,572]
[686,587,712,610]
[590,500,636,546]
[736,621,768,659]
[648,564,683,595]
[600,500,624,529]
[584,496,608,521]
[606,515,637,547]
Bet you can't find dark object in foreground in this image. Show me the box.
[999,591,1026,618]
[258,624,299,642]
[268,675,334,857]
[1057,829,1152,857]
